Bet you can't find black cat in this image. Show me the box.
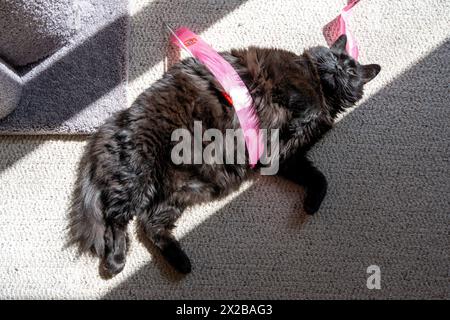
[68,35,380,275]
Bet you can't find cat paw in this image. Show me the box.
[161,242,192,274]
[103,253,126,276]
[303,194,324,215]
[303,176,327,215]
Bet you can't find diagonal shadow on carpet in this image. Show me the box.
[102,40,450,299]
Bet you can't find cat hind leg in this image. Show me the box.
[139,205,191,274]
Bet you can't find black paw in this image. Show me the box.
[161,242,192,274]
[103,225,127,276]
[103,253,126,276]
[304,193,325,215]
[303,174,327,215]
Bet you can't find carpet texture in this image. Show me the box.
[0,0,449,299]
[0,0,129,134]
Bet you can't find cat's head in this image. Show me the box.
[307,35,381,115]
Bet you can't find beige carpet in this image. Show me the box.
[0,0,449,299]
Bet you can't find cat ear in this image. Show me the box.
[331,34,347,53]
[361,64,381,83]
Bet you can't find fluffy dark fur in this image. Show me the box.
[68,35,380,275]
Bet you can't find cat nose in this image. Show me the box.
[335,65,343,74]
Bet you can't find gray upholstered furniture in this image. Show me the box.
[0,59,22,119]
[0,0,76,119]
[0,0,128,132]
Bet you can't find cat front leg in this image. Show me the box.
[279,152,328,215]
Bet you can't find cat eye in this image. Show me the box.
[330,53,338,62]
[347,68,357,77]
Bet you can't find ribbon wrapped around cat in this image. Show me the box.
[168,26,264,167]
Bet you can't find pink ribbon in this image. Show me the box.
[324,0,360,59]
[170,27,264,167]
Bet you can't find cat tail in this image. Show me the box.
[67,163,106,257]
